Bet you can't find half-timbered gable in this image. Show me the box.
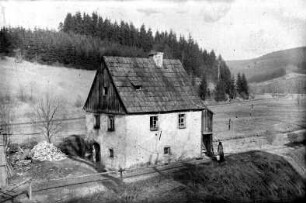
[84,62,126,114]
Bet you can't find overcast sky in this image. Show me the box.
[0,0,305,60]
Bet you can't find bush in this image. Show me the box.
[7,143,19,154]
[58,135,89,158]
[20,139,38,150]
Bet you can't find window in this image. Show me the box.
[178,114,186,129]
[94,114,100,129]
[109,148,114,158]
[164,147,171,155]
[103,87,108,96]
[130,78,142,91]
[134,85,142,91]
[150,116,158,131]
[108,115,115,131]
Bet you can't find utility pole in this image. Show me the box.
[217,62,220,82]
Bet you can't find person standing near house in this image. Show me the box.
[217,141,225,162]
[92,145,96,163]
[250,104,254,116]
[228,118,231,130]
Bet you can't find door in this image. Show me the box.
[202,133,213,157]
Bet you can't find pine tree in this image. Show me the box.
[236,73,242,94]
[228,76,236,99]
[215,80,226,101]
[199,75,208,100]
[0,27,11,54]
[241,73,249,99]
[63,13,73,33]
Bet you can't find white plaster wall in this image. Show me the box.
[124,111,202,168]
[85,113,127,170]
[86,111,203,170]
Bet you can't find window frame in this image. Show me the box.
[108,115,115,132]
[94,114,100,129]
[164,146,171,155]
[109,148,114,158]
[103,86,109,96]
[178,113,186,129]
[150,115,158,131]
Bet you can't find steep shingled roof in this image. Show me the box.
[103,56,207,113]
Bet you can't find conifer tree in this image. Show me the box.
[241,73,249,98]
[228,76,236,99]
[236,73,242,94]
[199,75,208,100]
[0,27,11,54]
[215,80,226,101]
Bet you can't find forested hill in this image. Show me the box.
[1,12,242,101]
[58,12,231,82]
[1,12,232,80]
[227,47,306,83]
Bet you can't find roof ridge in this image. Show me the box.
[103,55,181,61]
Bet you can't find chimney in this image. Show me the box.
[149,51,163,67]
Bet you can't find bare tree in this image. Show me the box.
[33,93,64,143]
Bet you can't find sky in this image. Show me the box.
[0,0,305,60]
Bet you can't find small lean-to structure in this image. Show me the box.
[83,52,213,170]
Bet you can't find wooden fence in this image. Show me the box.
[1,116,86,145]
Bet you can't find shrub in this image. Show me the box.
[20,139,38,150]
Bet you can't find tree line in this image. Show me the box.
[199,72,249,101]
[0,11,249,101]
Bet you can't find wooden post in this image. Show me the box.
[28,181,32,200]
[0,132,8,188]
[119,168,125,181]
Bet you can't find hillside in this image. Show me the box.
[0,57,95,123]
[250,72,306,94]
[227,47,306,83]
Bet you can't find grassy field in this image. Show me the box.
[209,95,306,141]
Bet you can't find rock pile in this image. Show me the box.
[31,141,66,161]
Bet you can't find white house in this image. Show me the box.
[83,52,213,170]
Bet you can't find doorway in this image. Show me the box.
[202,134,213,157]
[92,142,101,163]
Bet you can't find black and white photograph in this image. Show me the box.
[0,0,305,202]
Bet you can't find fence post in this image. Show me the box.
[28,181,32,200]
[0,132,8,188]
[119,168,125,181]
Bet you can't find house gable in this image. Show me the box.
[83,62,126,114]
